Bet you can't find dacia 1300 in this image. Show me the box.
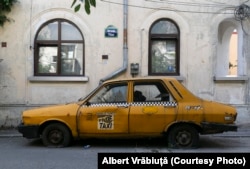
[18,77,237,148]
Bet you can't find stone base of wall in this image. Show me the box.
[0,105,40,128]
[234,105,250,125]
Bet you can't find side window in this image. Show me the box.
[133,81,173,102]
[89,83,127,103]
[34,19,85,76]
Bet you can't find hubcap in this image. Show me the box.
[48,130,63,144]
[176,130,192,146]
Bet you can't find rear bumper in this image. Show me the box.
[17,123,40,139]
[201,122,237,134]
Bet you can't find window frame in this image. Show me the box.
[132,80,174,102]
[148,19,180,76]
[214,19,248,82]
[34,19,85,76]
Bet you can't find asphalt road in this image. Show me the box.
[0,126,250,169]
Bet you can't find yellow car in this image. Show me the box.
[18,77,237,148]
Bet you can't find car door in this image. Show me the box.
[129,80,177,134]
[78,82,129,134]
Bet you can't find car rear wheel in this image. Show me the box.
[42,123,71,147]
[167,124,199,148]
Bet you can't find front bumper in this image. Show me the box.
[201,122,237,134]
[17,123,40,139]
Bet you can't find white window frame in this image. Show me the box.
[214,19,247,82]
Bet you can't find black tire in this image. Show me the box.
[42,123,72,148]
[167,124,199,148]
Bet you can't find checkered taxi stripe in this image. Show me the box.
[84,101,177,107]
[131,101,177,107]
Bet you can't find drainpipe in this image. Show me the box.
[100,0,128,84]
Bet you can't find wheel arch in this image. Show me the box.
[164,121,202,135]
[38,120,73,138]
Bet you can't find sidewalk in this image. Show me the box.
[0,123,250,138]
[0,128,21,137]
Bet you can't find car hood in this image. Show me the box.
[22,103,80,118]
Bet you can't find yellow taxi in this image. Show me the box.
[18,77,237,148]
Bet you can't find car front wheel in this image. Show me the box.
[42,123,72,147]
[167,124,199,148]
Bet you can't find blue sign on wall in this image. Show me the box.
[105,25,118,38]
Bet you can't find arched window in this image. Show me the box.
[216,20,244,77]
[34,19,84,76]
[149,19,180,75]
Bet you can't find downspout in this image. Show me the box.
[100,0,128,84]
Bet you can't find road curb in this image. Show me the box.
[0,129,22,137]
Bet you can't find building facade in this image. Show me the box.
[1,0,250,127]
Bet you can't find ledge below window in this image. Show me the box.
[213,76,248,82]
[28,76,89,82]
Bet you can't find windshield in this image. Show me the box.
[88,83,127,104]
[78,85,100,101]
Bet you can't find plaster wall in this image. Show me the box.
[0,0,249,127]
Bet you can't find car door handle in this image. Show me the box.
[117,104,129,108]
[117,105,128,108]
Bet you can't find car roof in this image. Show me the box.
[103,76,177,84]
